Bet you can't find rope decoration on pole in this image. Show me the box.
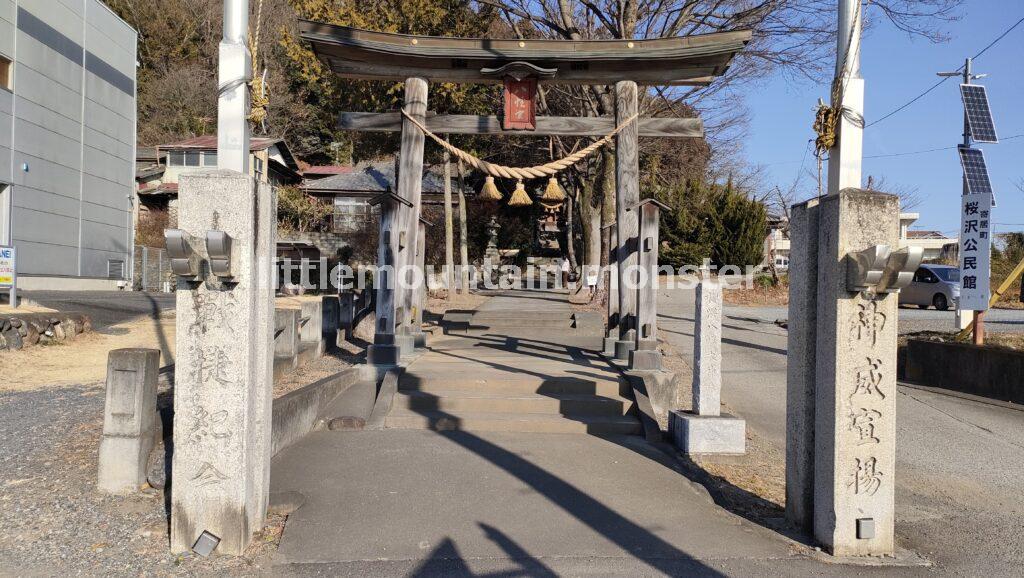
[247,0,270,131]
[400,108,639,203]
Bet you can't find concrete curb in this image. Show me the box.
[271,366,364,456]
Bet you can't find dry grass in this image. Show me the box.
[723,284,789,307]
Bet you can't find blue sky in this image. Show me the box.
[743,0,1024,237]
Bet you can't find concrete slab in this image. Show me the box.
[271,429,795,573]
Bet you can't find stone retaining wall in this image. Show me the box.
[0,312,92,350]
[899,338,1024,405]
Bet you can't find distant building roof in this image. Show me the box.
[138,182,179,196]
[303,165,353,177]
[907,230,949,240]
[302,160,470,199]
[137,146,165,163]
[158,135,301,174]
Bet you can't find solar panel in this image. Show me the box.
[960,84,998,143]
[958,146,993,194]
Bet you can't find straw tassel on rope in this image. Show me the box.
[507,181,532,207]
[540,177,566,202]
[479,176,503,201]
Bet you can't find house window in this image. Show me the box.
[169,151,185,166]
[0,56,11,91]
[203,151,218,167]
[185,151,201,167]
[253,156,265,181]
[332,198,371,232]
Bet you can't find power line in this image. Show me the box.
[866,15,1024,128]
[863,133,1023,160]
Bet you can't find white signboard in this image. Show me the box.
[0,245,14,288]
[958,193,992,311]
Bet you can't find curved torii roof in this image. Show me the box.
[299,21,751,86]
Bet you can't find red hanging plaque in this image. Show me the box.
[503,76,537,131]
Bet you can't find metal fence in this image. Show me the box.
[133,246,174,292]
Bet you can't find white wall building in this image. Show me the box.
[0,0,137,290]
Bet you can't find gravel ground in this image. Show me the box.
[0,384,282,576]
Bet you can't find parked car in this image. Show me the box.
[899,264,960,311]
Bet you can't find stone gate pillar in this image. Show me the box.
[785,197,820,531]
[412,217,431,348]
[602,223,619,356]
[170,171,275,556]
[614,80,640,361]
[367,192,411,366]
[629,199,668,370]
[787,188,900,557]
[396,77,428,358]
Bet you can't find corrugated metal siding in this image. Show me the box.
[3,0,136,280]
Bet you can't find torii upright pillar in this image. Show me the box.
[613,80,640,361]
[395,77,428,358]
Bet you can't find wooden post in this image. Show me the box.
[395,77,428,357]
[613,80,640,361]
[630,199,667,370]
[457,160,470,293]
[602,222,619,356]
[442,143,455,295]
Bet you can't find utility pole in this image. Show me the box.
[219,0,251,175]
[826,0,864,195]
[938,58,988,344]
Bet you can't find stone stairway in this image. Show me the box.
[385,291,642,435]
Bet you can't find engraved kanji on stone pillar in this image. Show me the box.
[813,189,898,556]
[170,171,275,556]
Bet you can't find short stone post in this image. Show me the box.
[299,300,323,356]
[668,279,745,454]
[367,192,411,366]
[602,223,619,356]
[339,290,355,341]
[785,198,820,531]
[274,308,300,362]
[812,189,898,556]
[321,295,339,350]
[97,348,161,494]
[629,199,668,371]
[411,217,432,349]
[170,171,275,556]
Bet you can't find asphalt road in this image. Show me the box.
[659,286,1024,575]
[20,291,175,328]
[724,302,1024,334]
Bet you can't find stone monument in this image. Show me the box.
[97,348,161,494]
[169,171,275,556]
[669,279,746,454]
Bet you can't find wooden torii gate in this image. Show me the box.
[300,22,750,369]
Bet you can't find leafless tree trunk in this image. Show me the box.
[457,159,471,293]
[442,143,455,296]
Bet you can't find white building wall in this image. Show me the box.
[0,0,137,287]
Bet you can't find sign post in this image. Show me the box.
[958,192,992,344]
[0,245,16,308]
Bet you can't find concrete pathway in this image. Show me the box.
[269,289,933,576]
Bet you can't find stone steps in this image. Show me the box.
[399,375,629,397]
[384,409,643,435]
[393,389,633,417]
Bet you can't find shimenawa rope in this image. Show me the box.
[400,108,640,181]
